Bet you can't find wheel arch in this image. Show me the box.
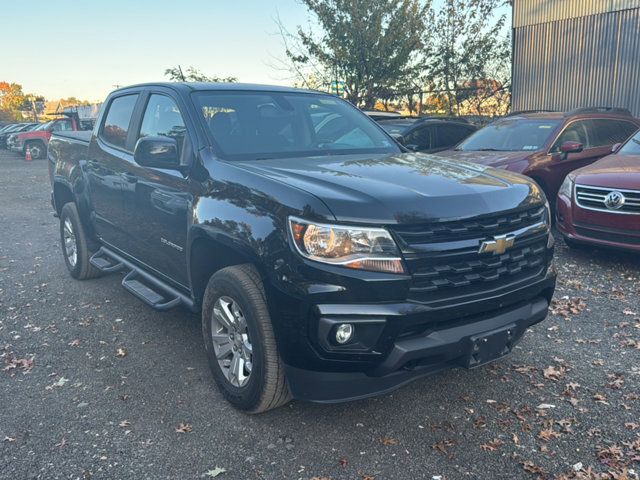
[188,227,267,309]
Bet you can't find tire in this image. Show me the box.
[26,140,46,160]
[59,203,101,280]
[202,264,290,413]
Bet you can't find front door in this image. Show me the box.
[120,93,192,288]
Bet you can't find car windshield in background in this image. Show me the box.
[457,119,560,152]
[619,130,640,155]
[34,122,51,131]
[193,91,399,160]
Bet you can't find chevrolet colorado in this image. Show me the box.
[48,83,556,413]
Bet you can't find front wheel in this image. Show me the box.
[26,141,46,160]
[202,265,290,413]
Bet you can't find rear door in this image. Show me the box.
[119,91,193,288]
[86,92,142,249]
[403,125,433,152]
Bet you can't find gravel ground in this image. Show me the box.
[1,149,639,480]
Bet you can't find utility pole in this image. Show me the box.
[178,65,186,82]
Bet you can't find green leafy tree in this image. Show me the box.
[280,0,429,108]
[427,0,510,114]
[0,81,26,120]
[164,66,237,83]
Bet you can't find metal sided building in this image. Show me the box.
[512,0,640,116]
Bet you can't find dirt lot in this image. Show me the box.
[1,149,639,480]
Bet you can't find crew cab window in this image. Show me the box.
[194,91,398,160]
[588,119,638,147]
[100,94,139,149]
[139,95,186,154]
[551,120,590,152]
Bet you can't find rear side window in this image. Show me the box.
[139,94,187,155]
[588,119,638,147]
[51,120,72,132]
[434,124,473,149]
[100,94,139,149]
[404,126,432,150]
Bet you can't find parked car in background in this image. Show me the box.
[0,123,37,148]
[13,114,86,159]
[6,123,42,151]
[377,117,476,153]
[556,129,640,252]
[436,108,640,202]
[48,82,555,413]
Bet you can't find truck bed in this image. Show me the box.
[51,130,92,144]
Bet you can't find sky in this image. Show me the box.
[0,0,311,101]
[0,0,511,103]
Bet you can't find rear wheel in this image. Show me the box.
[202,264,290,413]
[59,203,101,280]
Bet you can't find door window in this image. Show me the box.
[434,124,473,149]
[551,121,590,152]
[51,120,72,132]
[100,94,139,150]
[139,94,187,155]
[403,126,432,150]
[587,119,638,147]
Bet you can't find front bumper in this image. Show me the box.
[286,295,550,402]
[556,193,640,251]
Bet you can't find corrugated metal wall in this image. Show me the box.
[512,4,640,116]
[514,0,640,27]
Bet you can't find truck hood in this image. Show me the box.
[16,130,46,140]
[573,154,640,190]
[435,149,531,167]
[233,153,542,224]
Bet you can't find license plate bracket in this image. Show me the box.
[465,323,517,368]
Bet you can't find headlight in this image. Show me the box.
[288,217,405,274]
[558,175,575,199]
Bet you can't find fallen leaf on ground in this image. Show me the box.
[175,422,193,433]
[204,467,226,478]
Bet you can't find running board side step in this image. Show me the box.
[89,247,196,312]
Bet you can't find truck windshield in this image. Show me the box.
[618,130,640,155]
[456,119,560,152]
[193,91,399,160]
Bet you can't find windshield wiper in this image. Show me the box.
[476,148,504,151]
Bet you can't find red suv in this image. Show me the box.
[556,129,640,252]
[437,108,640,202]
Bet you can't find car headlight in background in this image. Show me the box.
[288,217,406,274]
[558,174,575,199]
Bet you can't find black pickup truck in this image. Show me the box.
[48,83,556,413]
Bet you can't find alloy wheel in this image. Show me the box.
[63,218,78,267]
[211,296,253,387]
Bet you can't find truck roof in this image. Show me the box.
[113,82,320,95]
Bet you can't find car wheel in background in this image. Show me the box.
[202,264,290,413]
[26,141,46,160]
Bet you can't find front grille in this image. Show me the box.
[391,205,550,305]
[392,205,546,244]
[576,185,640,214]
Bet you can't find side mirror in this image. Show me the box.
[134,136,179,169]
[559,141,583,159]
[611,142,622,153]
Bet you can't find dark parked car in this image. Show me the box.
[436,108,640,202]
[556,129,640,252]
[48,83,555,413]
[377,117,476,153]
[0,123,37,148]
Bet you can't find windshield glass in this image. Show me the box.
[193,91,399,160]
[618,129,640,155]
[457,119,560,152]
[34,122,51,131]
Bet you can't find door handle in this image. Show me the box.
[122,173,137,183]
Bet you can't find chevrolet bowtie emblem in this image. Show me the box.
[479,234,516,255]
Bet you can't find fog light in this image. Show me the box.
[335,323,354,344]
